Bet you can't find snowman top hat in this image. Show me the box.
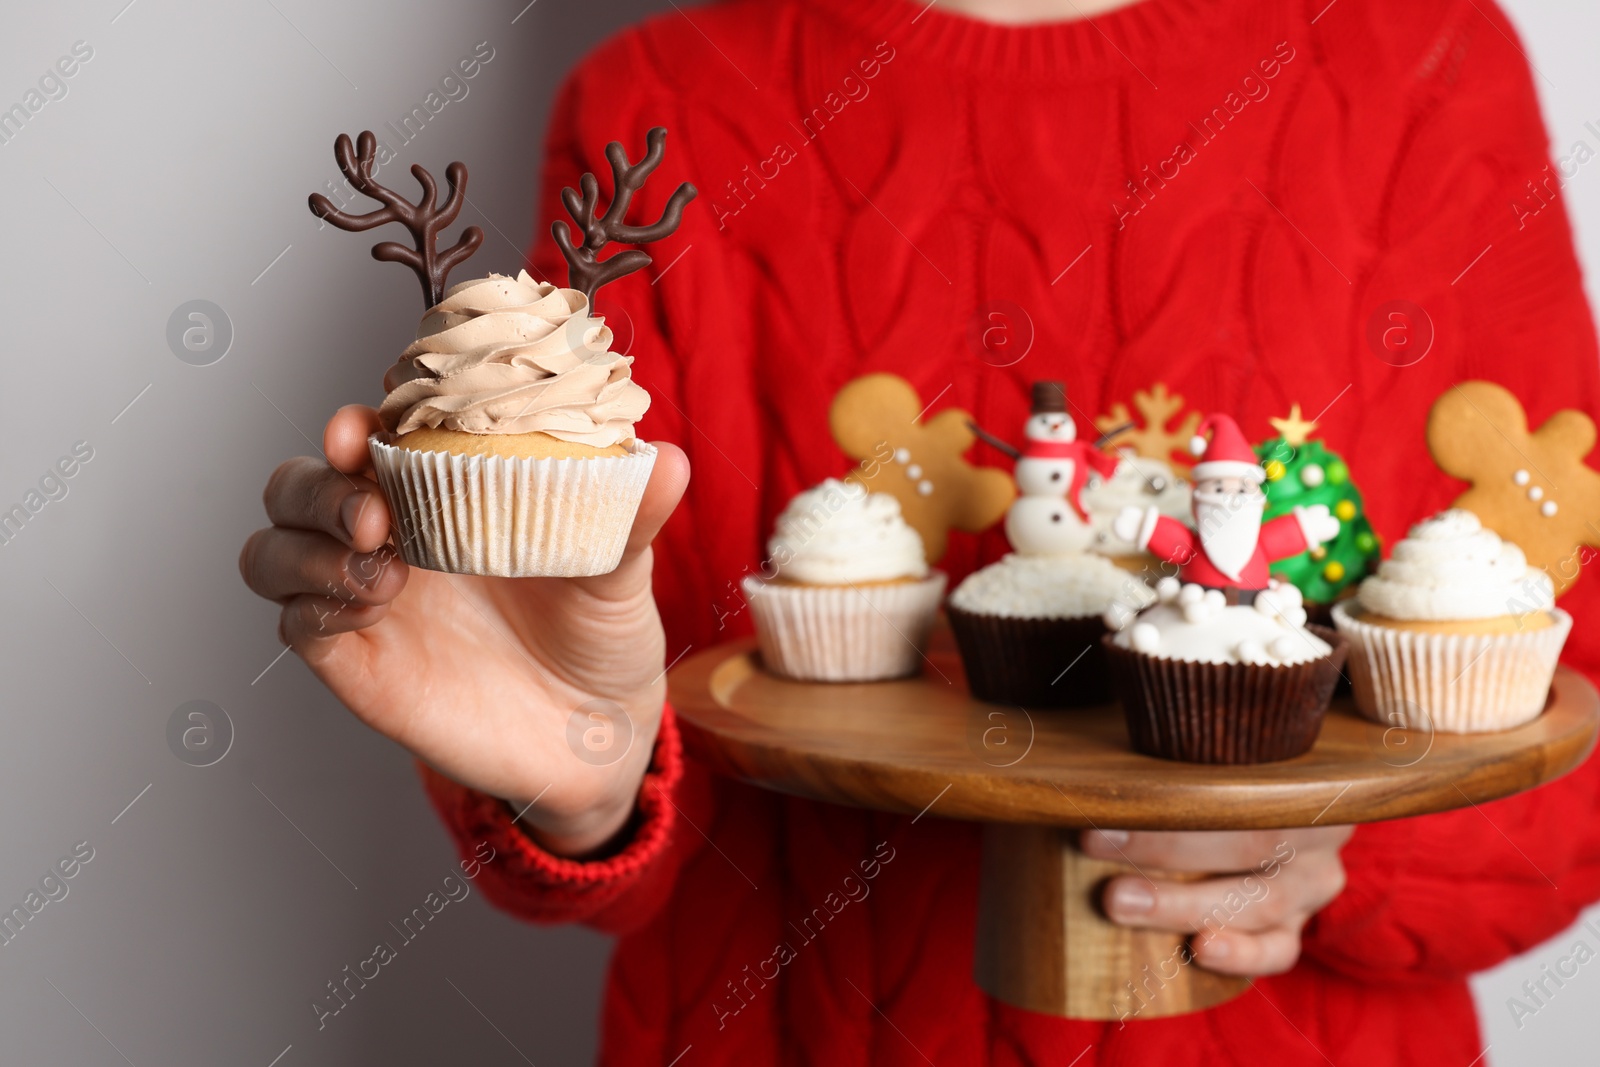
[1031,380,1068,414]
[1188,414,1265,482]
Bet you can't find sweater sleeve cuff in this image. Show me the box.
[418,702,683,928]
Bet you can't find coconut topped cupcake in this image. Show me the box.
[378,271,647,454]
[950,553,1153,619]
[1355,508,1554,626]
[768,479,927,585]
[946,384,1161,709]
[1110,577,1330,666]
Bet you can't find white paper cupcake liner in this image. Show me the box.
[369,435,657,578]
[741,572,947,682]
[1331,602,1571,734]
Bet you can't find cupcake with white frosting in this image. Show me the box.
[1332,509,1570,733]
[369,271,655,577]
[947,553,1154,708]
[742,479,946,682]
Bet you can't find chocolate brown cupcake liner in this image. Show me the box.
[1103,624,1348,764]
[948,607,1113,709]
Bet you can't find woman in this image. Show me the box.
[241,0,1600,1061]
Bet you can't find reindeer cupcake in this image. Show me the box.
[309,128,695,576]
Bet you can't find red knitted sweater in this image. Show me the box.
[422,0,1600,1062]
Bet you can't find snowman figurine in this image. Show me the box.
[1002,381,1122,556]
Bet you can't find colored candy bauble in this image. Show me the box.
[1254,405,1379,607]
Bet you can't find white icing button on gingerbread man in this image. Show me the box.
[1513,469,1530,486]
[1529,486,1544,501]
[1542,500,1558,516]
[907,464,923,479]
[894,448,911,464]
[917,480,934,496]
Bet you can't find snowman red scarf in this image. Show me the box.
[1023,439,1120,520]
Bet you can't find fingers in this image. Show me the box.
[1079,826,1351,873]
[263,456,391,553]
[279,594,395,646]
[324,405,383,474]
[1089,827,1351,979]
[1101,845,1346,935]
[241,528,406,606]
[1193,924,1304,977]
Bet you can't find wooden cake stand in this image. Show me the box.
[668,626,1600,1020]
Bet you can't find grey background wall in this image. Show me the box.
[0,1,1594,1064]
[0,2,662,1064]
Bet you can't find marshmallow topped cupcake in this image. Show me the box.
[1113,580,1332,666]
[743,479,946,682]
[1103,577,1347,763]
[1333,509,1570,732]
[369,272,659,577]
[948,553,1153,708]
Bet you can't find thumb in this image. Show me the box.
[622,441,691,559]
[571,442,688,595]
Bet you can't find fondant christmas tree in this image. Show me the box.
[1254,405,1379,604]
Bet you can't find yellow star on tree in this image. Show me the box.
[1269,403,1318,447]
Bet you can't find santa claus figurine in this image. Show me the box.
[1111,413,1340,602]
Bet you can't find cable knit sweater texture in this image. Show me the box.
[421,0,1600,1062]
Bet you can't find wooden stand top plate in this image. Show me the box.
[668,629,1600,830]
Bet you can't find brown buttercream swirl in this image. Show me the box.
[377,270,648,445]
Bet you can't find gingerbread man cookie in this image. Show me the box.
[829,374,1014,562]
[1427,380,1600,596]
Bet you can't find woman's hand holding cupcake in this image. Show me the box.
[246,129,699,857]
[241,403,691,858]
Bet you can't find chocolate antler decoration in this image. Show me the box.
[553,126,697,304]
[308,131,484,308]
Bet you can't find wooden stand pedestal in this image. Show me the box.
[668,628,1598,1020]
[975,825,1248,1019]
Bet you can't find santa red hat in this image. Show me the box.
[1188,414,1265,482]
